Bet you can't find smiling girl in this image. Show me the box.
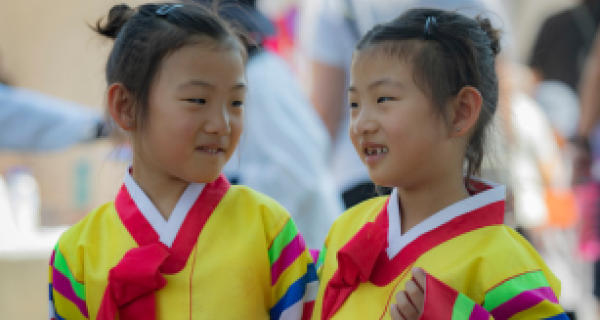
[48,3,316,319]
[311,8,567,320]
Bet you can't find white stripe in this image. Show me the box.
[49,300,56,319]
[279,298,303,320]
[305,280,319,302]
[123,167,205,247]
[161,183,205,247]
[387,188,401,256]
[386,179,505,259]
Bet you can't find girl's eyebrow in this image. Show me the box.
[348,78,404,92]
[178,79,246,90]
[368,78,404,90]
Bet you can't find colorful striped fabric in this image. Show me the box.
[420,273,491,320]
[483,270,566,319]
[49,245,88,320]
[452,293,490,320]
[420,270,567,320]
[269,218,319,320]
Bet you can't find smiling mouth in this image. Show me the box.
[364,147,389,156]
[197,146,226,154]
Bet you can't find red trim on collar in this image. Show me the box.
[370,199,504,285]
[163,175,230,273]
[321,195,504,319]
[99,175,231,319]
[115,174,231,274]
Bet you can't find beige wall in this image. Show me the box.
[0,0,148,105]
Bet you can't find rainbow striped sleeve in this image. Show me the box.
[420,272,491,319]
[420,271,568,319]
[269,218,319,320]
[49,244,88,320]
[483,270,569,319]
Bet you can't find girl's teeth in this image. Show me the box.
[366,147,388,155]
[203,148,220,154]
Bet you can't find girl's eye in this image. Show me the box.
[349,102,359,108]
[232,101,244,107]
[377,97,394,103]
[188,98,206,105]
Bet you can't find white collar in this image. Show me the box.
[123,167,205,247]
[386,178,505,259]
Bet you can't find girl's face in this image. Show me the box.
[348,50,455,188]
[137,43,246,184]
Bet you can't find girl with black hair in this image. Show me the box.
[48,3,316,319]
[311,8,567,320]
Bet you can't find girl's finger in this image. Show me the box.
[395,290,419,320]
[390,303,407,320]
[405,279,425,313]
[412,268,427,293]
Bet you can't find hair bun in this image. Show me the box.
[93,3,135,39]
[476,16,501,56]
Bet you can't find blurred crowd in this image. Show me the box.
[2,0,600,318]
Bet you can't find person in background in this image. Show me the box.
[0,51,107,152]
[574,29,600,319]
[529,0,600,92]
[197,0,342,249]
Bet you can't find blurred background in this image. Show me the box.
[1,0,600,318]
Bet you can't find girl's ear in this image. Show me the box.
[107,83,136,131]
[449,86,482,138]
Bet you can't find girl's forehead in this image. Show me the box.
[158,44,246,82]
[352,40,423,67]
[351,49,413,81]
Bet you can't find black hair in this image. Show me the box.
[356,8,501,183]
[93,2,247,129]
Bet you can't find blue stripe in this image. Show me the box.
[306,263,318,282]
[544,314,570,320]
[270,264,318,320]
[49,284,66,320]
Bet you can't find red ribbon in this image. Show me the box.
[321,220,388,320]
[97,242,170,320]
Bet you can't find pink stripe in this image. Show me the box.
[50,250,56,265]
[491,287,558,319]
[52,267,89,317]
[309,249,319,263]
[469,304,491,320]
[271,235,306,285]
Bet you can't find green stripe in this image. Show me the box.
[452,293,476,320]
[483,270,549,311]
[268,219,298,265]
[316,243,327,270]
[52,244,86,301]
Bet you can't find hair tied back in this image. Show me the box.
[93,3,135,40]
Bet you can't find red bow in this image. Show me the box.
[321,221,388,320]
[97,243,170,320]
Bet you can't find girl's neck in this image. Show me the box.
[131,156,190,221]
[397,171,470,235]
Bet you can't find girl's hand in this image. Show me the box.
[390,268,426,320]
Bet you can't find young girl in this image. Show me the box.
[48,3,317,319]
[311,8,568,320]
